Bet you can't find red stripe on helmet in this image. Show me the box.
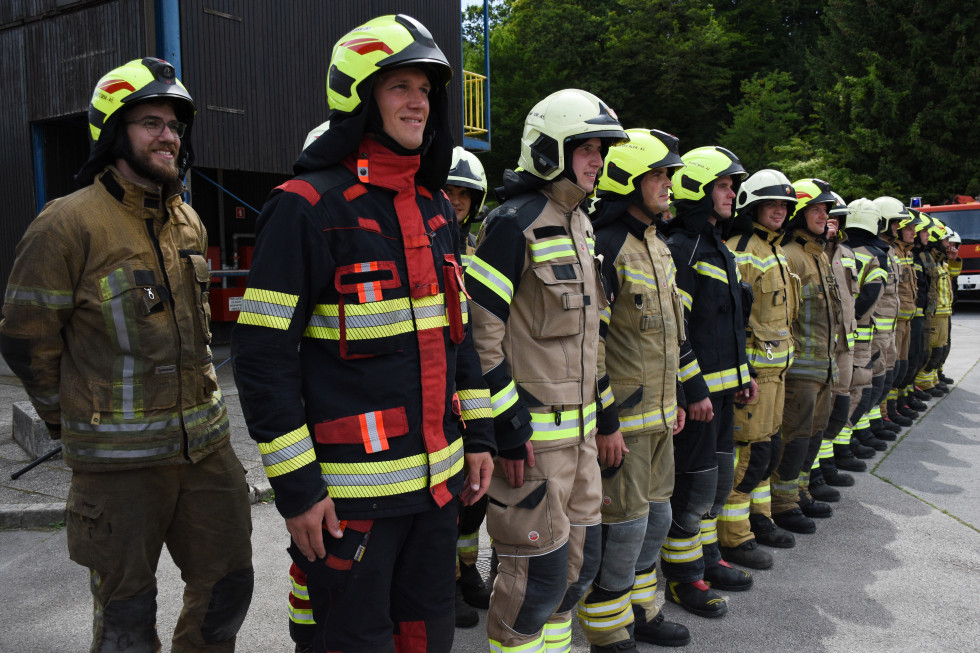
[99,79,137,94]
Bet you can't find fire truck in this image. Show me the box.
[914,197,980,301]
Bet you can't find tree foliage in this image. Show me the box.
[464,0,980,203]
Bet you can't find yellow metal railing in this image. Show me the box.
[463,70,488,138]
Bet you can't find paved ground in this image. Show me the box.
[2,310,979,652]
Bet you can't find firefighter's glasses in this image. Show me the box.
[127,117,187,139]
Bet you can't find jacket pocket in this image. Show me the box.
[333,262,404,359]
[314,406,409,454]
[530,262,586,338]
[486,478,555,551]
[185,254,213,345]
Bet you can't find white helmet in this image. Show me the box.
[518,89,628,181]
[845,197,882,235]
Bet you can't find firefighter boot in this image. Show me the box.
[870,418,899,438]
[897,397,919,419]
[833,443,867,472]
[888,400,913,426]
[808,473,841,503]
[820,457,855,486]
[854,428,887,452]
[799,494,833,518]
[454,582,479,628]
[590,640,639,653]
[906,393,928,411]
[748,513,795,548]
[666,580,728,618]
[703,559,753,591]
[939,371,954,385]
[772,507,816,534]
[913,387,932,401]
[632,606,691,648]
[720,539,774,570]
[459,562,491,609]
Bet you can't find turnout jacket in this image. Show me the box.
[913,244,929,318]
[934,251,954,317]
[232,137,494,520]
[465,171,604,456]
[663,215,751,404]
[726,224,797,380]
[827,239,859,355]
[892,239,918,321]
[847,231,887,348]
[781,228,841,383]
[0,167,228,470]
[872,240,901,334]
[592,200,685,436]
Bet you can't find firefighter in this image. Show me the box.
[901,210,932,414]
[443,146,493,626]
[771,179,840,534]
[576,128,691,651]
[232,15,495,653]
[843,199,890,461]
[916,219,954,394]
[0,58,254,651]
[718,169,799,567]
[464,88,628,652]
[940,229,960,382]
[874,198,921,431]
[817,194,863,483]
[659,146,756,619]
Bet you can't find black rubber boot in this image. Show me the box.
[799,495,833,518]
[808,475,841,503]
[897,401,919,419]
[703,559,753,591]
[454,582,479,628]
[855,429,887,452]
[633,607,691,647]
[928,386,945,397]
[666,580,728,618]
[888,400,913,426]
[821,457,856,485]
[749,513,796,548]
[459,562,491,609]
[833,444,867,472]
[938,371,954,384]
[906,394,928,411]
[772,507,816,534]
[720,539,774,570]
[913,387,932,401]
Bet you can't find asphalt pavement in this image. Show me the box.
[2,311,980,652]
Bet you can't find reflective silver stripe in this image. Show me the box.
[64,415,181,433]
[32,392,61,408]
[62,440,181,459]
[323,463,427,488]
[430,442,464,479]
[261,437,313,469]
[459,395,491,413]
[105,273,136,418]
[240,298,296,321]
[364,411,384,452]
[4,286,74,308]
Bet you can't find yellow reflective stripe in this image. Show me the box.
[841,257,856,269]
[677,288,692,311]
[693,260,728,283]
[702,364,749,393]
[719,500,750,521]
[529,403,597,441]
[238,288,299,331]
[865,268,888,283]
[599,384,615,410]
[288,606,314,624]
[679,359,701,382]
[619,403,678,433]
[586,236,596,257]
[734,251,781,273]
[3,283,73,308]
[491,380,519,417]
[577,594,632,631]
[489,632,545,653]
[530,237,576,262]
[620,264,659,290]
[259,424,316,478]
[747,344,793,368]
[661,534,702,562]
[751,482,770,503]
[599,304,612,326]
[876,317,896,331]
[544,619,572,652]
[466,255,514,304]
[429,437,465,488]
[458,388,492,421]
[304,294,464,340]
[321,454,429,498]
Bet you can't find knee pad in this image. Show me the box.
[559,523,602,612]
[636,501,671,571]
[774,437,809,481]
[459,495,489,534]
[100,588,158,653]
[712,452,736,513]
[200,566,254,644]
[765,430,783,478]
[871,372,890,406]
[596,519,646,590]
[670,467,718,534]
[734,440,773,494]
[512,543,570,634]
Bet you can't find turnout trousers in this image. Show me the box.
[292,501,459,653]
[66,441,253,653]
[487,437,602,652]
[661,393,735,584]
[772,379,832,514]
[579,426,674,647]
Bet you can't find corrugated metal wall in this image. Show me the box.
[0,0,148,300]
[181,0,464,173]
[0,0,463,299]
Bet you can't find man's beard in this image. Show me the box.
[119,137,180,187]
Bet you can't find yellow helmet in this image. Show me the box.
[446,147,488,223]
[518,89,628,181]
[926,217,948,243]
[597,128,683,196]
[670,146,747,203]
[327,14,451,116]
[87,57,195,144]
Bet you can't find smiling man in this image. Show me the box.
[0,58,253,652]
[231,15,494,653]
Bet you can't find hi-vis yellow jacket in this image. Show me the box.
[827,240,858,355]
[0,167,228,471]
[892,239,918,321]
[727,224,797,380]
